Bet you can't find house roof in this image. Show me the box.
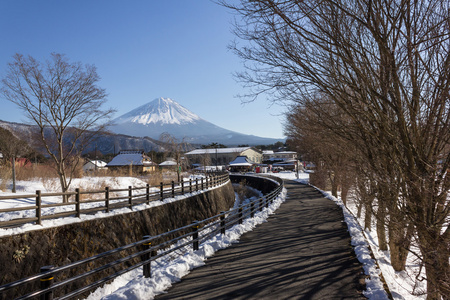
[85,160,107,168]
[159,160,177,166]
[106,153,154,167]
[229,156,255,166]
[186,147,260,155]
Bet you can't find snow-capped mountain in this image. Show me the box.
[109,97,282,146]
[114,98,201,126]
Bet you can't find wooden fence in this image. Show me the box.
[0,174,229,228]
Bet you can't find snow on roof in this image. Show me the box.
[229,156,255,166]
[263,150,274,155]
[159,160,177,166]
[275,151,297,154]
[107,153,150,167]
[186,147,252,155]
[86,160,107,168]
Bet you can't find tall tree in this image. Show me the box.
[1,53,115,202]
[224,1,450,298]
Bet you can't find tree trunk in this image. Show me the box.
[417,225,450,300]
[341,180,350,207]
[376,200,388,251]
[58,171,69,203]
[363,201,372,231]
[388,218,413,271]
[11,155,16,193]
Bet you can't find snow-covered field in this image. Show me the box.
[0,175,206,237]
[0,172,424,299]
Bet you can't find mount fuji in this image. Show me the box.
[109,98,282,146]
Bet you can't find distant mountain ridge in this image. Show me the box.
[0,120,165,154]
[109,97,282,146]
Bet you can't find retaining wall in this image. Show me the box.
[0,180,235,295]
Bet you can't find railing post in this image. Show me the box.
[189,178,192,192]
[128,186,132,209]
[171,181,175,197]
[250,201,254,218]
[36,190,42,225]
[265,196,269,208]
[201,178,204,190]
[146,184,150,204]
[192,221,199,251]
[105,187,110,213]
[40,265,55,300]
[75,188,81,218]
[142,235,152,278]
[205,176,208,189]
[196,178,199,191]
[160,182,164,201]
[220,212,226,234]
[239,207,243,225]
[181,180,184,194]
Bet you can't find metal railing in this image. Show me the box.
[0,176,284,300]
[0,174,229,228]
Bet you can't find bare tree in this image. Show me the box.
[159,133,190,181]
[0,127,31,192]
[224,1,450,298]
[1,53,115,202]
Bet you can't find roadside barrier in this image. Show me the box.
[0,175,283,299]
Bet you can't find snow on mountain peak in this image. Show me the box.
[115,97,201,125]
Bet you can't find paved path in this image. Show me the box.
[155,181,366,300]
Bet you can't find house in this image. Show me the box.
[159,159,178,171]
[262,151,297,163]
[185,147,263,167]
[82,159,107,172]
[262,150,300,171]
[106,150,157,173]
[228,156,256,173]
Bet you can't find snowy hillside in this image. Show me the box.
[109,97,282,146]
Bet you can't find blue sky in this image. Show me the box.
[0,0,285,139]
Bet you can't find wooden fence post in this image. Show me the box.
[181,180,184,194]
[75,188,81,218]
[196,178,199,191]
[171,181,175,197]
[201,178,204,190]
[189,179,192,192]
[128,186,132,209]
[160,182,164,201]
[105,187,110,213]
[146,184,150,204]
[36,190,42,225]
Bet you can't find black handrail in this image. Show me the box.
[0,175,284,300]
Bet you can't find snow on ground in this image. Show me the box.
[0,171,421,299]
[0,174,207,237]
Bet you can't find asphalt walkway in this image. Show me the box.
[155,181,366,300]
